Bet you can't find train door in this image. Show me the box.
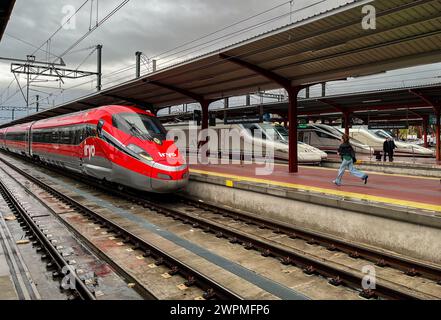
[81,120,112,180]
[301,131,312,145]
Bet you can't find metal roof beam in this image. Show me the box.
[78,102,99,108]
[219,53,291,90]
[148,80,206,103]
[408,89,441,111]
[103,94,154,109]
[351,103,427,112]
[317,99,345,113]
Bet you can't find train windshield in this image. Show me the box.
[372,129,394,140]
[257,123,289,143]
[113,113,167,140]
[273,124,289,142]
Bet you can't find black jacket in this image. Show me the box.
[383,140,397,152]
[338,142,355,160]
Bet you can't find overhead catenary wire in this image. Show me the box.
[13,0,295,105]
[3,0,130,108]
[30,0,91,59]
[5,0,437,114]
[55,0,130,61]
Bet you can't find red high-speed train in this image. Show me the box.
[0,105,189,193]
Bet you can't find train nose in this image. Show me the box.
[150,161,189,193]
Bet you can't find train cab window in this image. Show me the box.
[84,125,96,138]
[112,113,166,141]
[242,124,267,140]
[316,131,333,139]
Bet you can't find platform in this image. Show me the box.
[189,163,441,213]
[186,163,441,264]
[324,154,441,178]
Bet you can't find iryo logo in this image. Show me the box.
[158,152,176,158]
[84,145,96,160]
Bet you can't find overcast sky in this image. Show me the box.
[0,0,440,122]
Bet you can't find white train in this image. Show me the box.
[298,124,372,154]
[346,126,434,157]
[165,122,327,164]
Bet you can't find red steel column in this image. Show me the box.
[436,108,441,162]
[422,116,428,148]
[288,87,302,173]
[343,111,350,136]
[201,100,210,131]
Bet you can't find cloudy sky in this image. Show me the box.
[0,0,440,121]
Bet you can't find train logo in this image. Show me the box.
[158,152,176,158]
[84,145,96,160]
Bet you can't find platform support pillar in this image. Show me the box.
[288,86,303,173]
[200,100,211,131]
[422,116,428,148]
[436,107,441,162]
[343,111,351,136]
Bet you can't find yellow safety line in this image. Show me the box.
[190,168,441,212]
[297,165,441,181]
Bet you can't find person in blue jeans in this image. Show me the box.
[333,134,368,186]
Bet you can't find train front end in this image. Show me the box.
[107,107,188,193]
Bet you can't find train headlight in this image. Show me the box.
[127,144,153,161]
[157,173,172,180]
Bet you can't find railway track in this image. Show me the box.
[1,153,440,299]
[0,179,95,300]
[0,156,242,301]
[0,202,40,300]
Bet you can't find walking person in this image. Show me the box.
[333,134,368,186]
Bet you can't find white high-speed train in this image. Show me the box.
[346,126,435,157]
[164,121,327,164]
[298,124,372,154]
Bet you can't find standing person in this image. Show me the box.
[333,134,368,186]
[383,138,390,162]
[383,138,397,162]
[387,138,397,162]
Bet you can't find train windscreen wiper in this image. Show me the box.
[125,120,153,141]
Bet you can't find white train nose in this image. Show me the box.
[150,161,189,193]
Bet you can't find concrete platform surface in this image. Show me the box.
[189,164,441,213]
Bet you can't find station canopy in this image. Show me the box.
[2,0,441,128]
[0,0,15,41]
[159,83,441,125]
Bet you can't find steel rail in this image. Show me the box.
[179,196,441,284]
[0,179,96,300]
[0,158,242,301]
[2,153,440,299]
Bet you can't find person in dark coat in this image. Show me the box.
[383,138,397,162]
[333,134,368,186]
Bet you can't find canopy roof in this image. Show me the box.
[2,0,441,128]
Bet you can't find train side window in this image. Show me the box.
[316,131,331,139]
[73,127,80,145]
[52,131,58,144]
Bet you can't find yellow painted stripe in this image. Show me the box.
[297,165,441,181]
[190,168,441,212]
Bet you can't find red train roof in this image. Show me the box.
[4,105,155,131]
